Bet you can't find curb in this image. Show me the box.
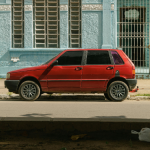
[128,96,150,100]
[0,94,150,100]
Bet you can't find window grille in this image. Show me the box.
[12,0,24,48]
[69,0,81,48]
[117,0,150,73]
[33,0,60,48]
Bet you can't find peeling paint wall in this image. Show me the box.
[82,11,102,48]
[24,11,32,48]
[0,0,149,78]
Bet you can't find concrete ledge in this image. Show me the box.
[129,96,150,100]
[0,93,150,100]
[0,122,150,132]
[0,94,106,100]
[1,117,150,122]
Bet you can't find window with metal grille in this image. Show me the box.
[33,0,60,48]
[69,0,82,48]
[117,0,150,74]
[12,0,24,48]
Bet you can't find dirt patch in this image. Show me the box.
[0,130,150,150]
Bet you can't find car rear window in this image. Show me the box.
[87,51,111,65]
[111,51,124,65]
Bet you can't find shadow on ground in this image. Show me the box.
[0,94,109,102]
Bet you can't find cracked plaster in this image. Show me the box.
[60,5,68,11]
[82,4,103,11]
[25,5,32,11]
[0,5,11,11]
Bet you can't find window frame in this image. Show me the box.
[56,50,84,66]
[85,50,113,65]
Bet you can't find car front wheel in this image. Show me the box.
[104,93,112,101]
[107,81,129,102]
[19,81,40,101]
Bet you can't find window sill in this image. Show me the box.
[9,48,65,59]
[9,48,82,58]
[9,48,66,52]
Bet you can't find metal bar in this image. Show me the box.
[149,0,150,73]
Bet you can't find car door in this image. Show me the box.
[81,50,114,91]
[47,51,83,92]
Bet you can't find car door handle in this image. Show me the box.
[75,67,83,71]
[106,66,114,70]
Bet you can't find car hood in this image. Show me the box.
[9,65,47,73]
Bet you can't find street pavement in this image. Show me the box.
[0,79,150,122]
[0,100,150,122]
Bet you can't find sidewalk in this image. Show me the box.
[129,79,150,95]
[0,79,150,99]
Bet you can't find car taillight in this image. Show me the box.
[132,69,135,78]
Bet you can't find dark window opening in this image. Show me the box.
[57,51,83,65]
[87,51,111,65]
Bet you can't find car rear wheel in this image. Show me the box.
[107,81,129,102]
[19,81,40,101]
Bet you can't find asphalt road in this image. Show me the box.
[0,99,150,122]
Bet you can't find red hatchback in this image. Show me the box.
[5,49,137,101]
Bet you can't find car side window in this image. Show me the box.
[111,51,124,65]
[57,51,83,65]
[86,51,111,65]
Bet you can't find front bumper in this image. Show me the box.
[5,80,20,92]
[126,79,137,91]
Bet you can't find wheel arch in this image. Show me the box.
[17,76,42,92]
[106,77,129,91]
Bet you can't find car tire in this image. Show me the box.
[104,93,112,101]
[107,81,129,102]
[19,81,41,101]
[37,93,41,99]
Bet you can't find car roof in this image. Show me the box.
[65,49,120,52]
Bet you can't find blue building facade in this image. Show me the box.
[0,0,150,78]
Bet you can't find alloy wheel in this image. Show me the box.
[22,83,37,99]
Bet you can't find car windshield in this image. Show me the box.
[42,54,59,65]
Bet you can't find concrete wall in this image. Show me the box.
[0,0,149,78]
[0,1,11,78]
[0,0,107,78]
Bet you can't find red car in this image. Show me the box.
[5,49,137,101]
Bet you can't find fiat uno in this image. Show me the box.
[5,49,137,101]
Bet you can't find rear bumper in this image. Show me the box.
[126,79,137,91]
[5,80,20,92]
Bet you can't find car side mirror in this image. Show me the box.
[51,60,58,66]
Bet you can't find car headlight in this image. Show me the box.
[6,73,10,79]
